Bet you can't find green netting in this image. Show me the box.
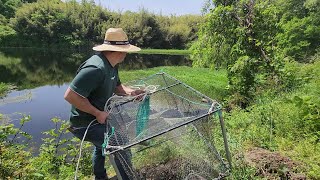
[136,96,150,136]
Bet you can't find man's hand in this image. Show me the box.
[95,111,109,124]
[131,89,146,101]
[130,89,145,96]
[64,88,108,123]
[115,84,146,100]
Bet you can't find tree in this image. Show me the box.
[162,15,202,49]
[119,9,164,48]
[10,0,116,47]
[190,0,283,107]
[0,0,22,19]
[275,0,320,62]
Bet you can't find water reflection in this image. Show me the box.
[120,53,191,70]
[0,48,83,90]
[0,48,191,90]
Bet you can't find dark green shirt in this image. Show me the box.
[69,53,121,127]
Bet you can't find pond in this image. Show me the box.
[0,48,191,146]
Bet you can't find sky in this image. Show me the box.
[94,0,205,16]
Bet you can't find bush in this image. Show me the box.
[0,115,94,179]
[225,58,320,178]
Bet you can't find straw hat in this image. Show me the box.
[92,28,141,52]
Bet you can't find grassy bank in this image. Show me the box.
[120,66,228,101]
[133,49,191,55]
[0,82,13,97]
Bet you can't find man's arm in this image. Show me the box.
[64,87,108,124]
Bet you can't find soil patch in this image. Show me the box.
[137,158,218,180]
[138,158,183,180]
[244,147,306,179]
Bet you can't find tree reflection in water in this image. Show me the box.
[0,48,191,90]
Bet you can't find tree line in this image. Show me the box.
[0,0,202,49]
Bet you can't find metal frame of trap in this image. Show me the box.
[104,72,232,180]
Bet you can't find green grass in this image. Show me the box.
[130,49,191,55]
[119,66,228,101]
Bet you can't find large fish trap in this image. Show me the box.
[104,72,231,180]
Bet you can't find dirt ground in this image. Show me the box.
[138,159,182,180]
[137,158,214,180]
[244,147,306,179]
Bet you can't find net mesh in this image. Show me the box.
[104,72,230,179]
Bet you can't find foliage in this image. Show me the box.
[119,9,163,48]
[0,114,33,179]
[10,0,116,47]
[275,0,320,62]
[0,0,22,19]
[0,0,201,49]
[225,58,320,178]
[190,0,283,106]
[229,155,257,179]
[157,14,203,49]
[0,115,94,179]
[137,49,190,55]
[0,82,13,97]
[191,0,320,107]
[30,117,93,179]
[0,25,17,46]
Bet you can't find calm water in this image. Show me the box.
[0,48,191,145]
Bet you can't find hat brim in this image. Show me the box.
[92,44,141,52]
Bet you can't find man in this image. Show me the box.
[64,28,143,180]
